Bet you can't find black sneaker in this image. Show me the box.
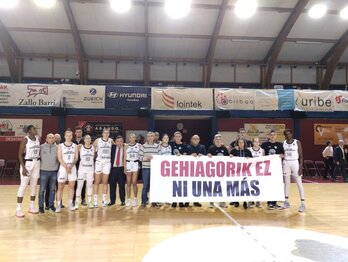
[81,200,87,206]
[193,202,202,207]
[267,203,275,209]
[61,204,65,208]
[179,203,185,208]
[184,203,190,207]
[39,207,45,213]
[171,203,177,208]
[234,202,239,208]
[50,206,56,212]
[121,202,125,206]
[243,202,248,209]
[108,202,115,206]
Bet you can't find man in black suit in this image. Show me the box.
[109,136,126,206]
[332,140,348,182]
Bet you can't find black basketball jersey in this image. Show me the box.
[207,145,229,156]
[170,142,188,155]
[261,141,284,156]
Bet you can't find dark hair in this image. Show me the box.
[162,133,169,139]
[236,137,247,148]
[326,140,332,146]
[115,135,123,140]
[75,126,82,131]
[269,129,276,134]
[283,129,292,135]
[26,125,35,133]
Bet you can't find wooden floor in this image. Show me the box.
[0,183,347,262]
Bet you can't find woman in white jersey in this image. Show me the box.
[93,128,113,207]
[248,137,265,208]
[159,134,172,156]
[56,129,79,212]
[124,133,141,207]
[16,125,40,218]
[75,135,95,209]
[282,129,306,213]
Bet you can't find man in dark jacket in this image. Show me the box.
[332,140,348,182]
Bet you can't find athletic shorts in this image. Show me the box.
[126,161,139,172]
[57,165,77,183]
[77,168,94,182]
[95,161,111,175]
[20,159,40,179]
[283,160,300,177]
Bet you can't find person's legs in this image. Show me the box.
[340,162,347,181]
[48,171,57,209]
[131,171,139,203]
[282,162,291,208]
[38,170,49,210]
[16,170,30,217]
[109,168,117,205]
[68,180,76,210]
[141,169,150,206]
[323,158,329,179]
[117,168,126,204]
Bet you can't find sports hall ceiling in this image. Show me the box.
[0,0,347,87]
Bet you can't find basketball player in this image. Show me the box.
[261,129,284,209]
[159,134,172,156]
[93,128,113,207]
[75,135,95,209]
[282,129,306,213]
[56,129,79,212]
[16,125,41,217]
[207,134,229,209]
[230,137,253,209]
[124,133,140,207]
[169,131,188,208]
[248,137,265,208]
[73,126,86,206]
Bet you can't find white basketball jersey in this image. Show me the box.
[80,145,95,169]
[283,139,299,161]
[248,147,264,158]
[61,143,76,164]
[96,138,112,162]
[24,136,40,159]
[126,143,140,161]
[160,145,172,155]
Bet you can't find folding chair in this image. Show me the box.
[1,160,19,184]
[314,160,325,177]
[303,160,318,177]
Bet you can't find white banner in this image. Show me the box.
[254,90,278,111]
[215,88,254,110]
[150,155,284,202]
[0,119,42,142]
[333,90,348,111]
[151,88,213,110]
[0,83,61,107]
[62,85,105,109]
[294,90,334,112]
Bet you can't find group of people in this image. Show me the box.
[322,139,348,182]
[15,125,307,218]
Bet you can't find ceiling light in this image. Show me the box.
[110,0,131,13]
[340,5,348,19]
[308,3,327,19]
[234,0,257,19]
[165,0,191,19]
[34,0,56,8]
[0,0,18,9]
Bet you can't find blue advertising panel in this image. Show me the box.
[105,86,150,109]
[277,89,294,110]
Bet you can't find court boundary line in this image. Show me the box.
[215,203,280,261]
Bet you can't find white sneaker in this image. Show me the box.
[55,206,62,213]
[88,201,94,209]
[126,199,131,207]
[74,202,80,210]
[102,201,108,207]
[94,202,98,208]
[68,204,76,211]
[28,207,39,214]
[282,201,290,209]
[209,202,214,208]
[16,209,25,218]
[298,203,306,213]
[133,198,138,207]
